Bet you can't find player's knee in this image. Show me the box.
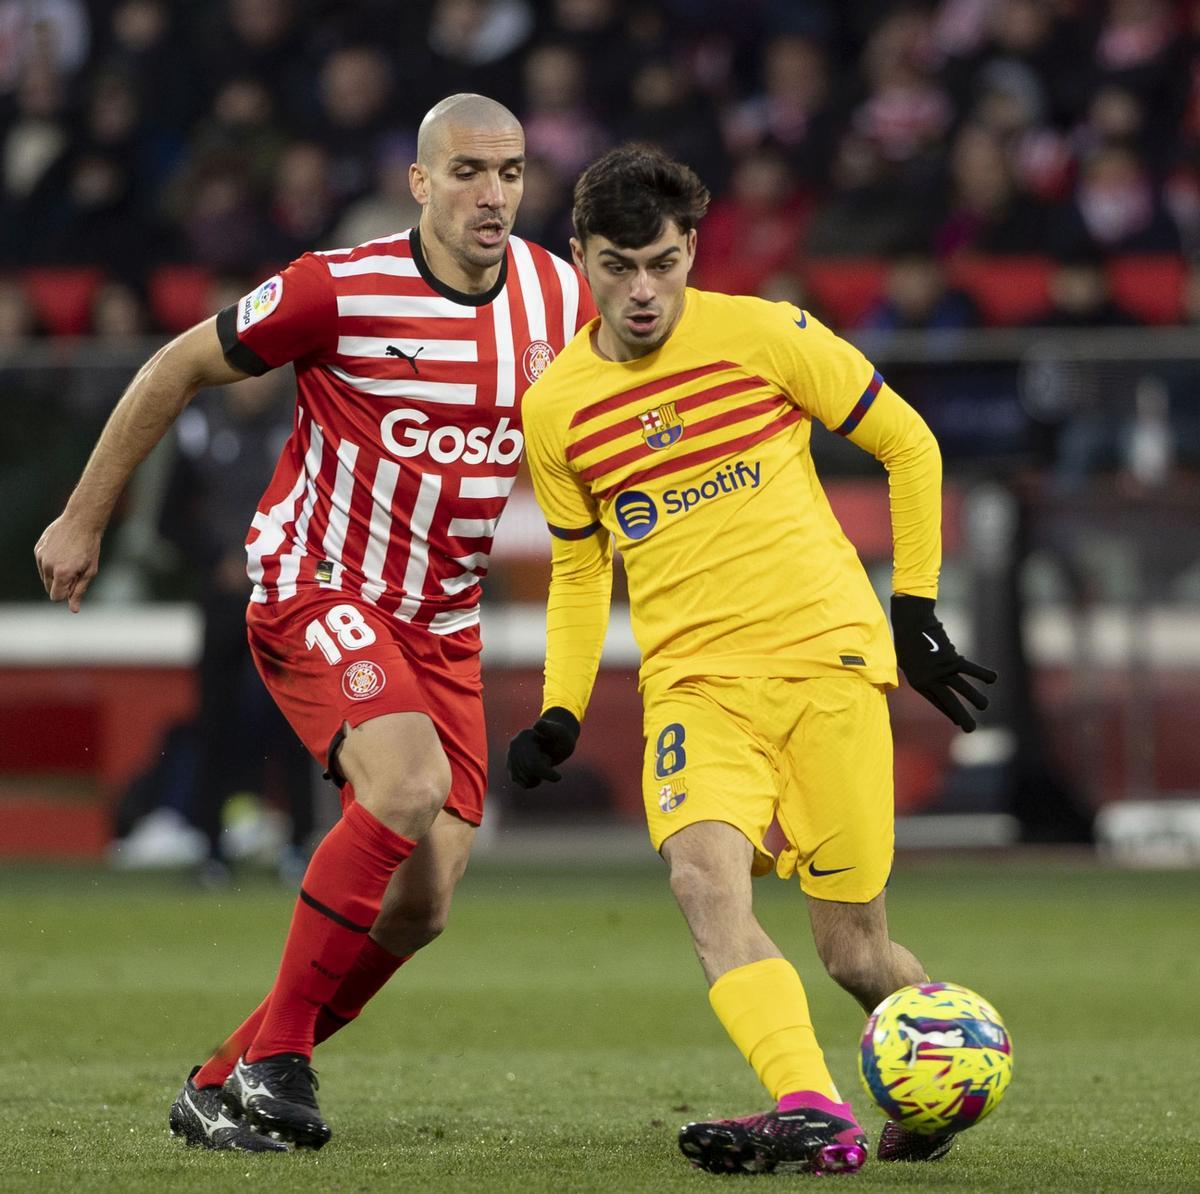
[358,763,450,833]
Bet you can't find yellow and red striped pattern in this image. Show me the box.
[522,288,905,695]
[565,362,806,503]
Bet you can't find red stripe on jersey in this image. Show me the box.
[531,244,565,348]
[331,275,426,296]
[302,425,338,565]
[335,450,377,587]
[248,428,307,600]
[593,407,807,502]
[567,375,768,462]
[569,361,735,429]
[505,261,533,396]
[579,394,790,484]
[472,302,499,408]
[321,234,413,260]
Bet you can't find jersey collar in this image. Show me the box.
[410,226,509,307]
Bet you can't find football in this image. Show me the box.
[858,981,1013,1136]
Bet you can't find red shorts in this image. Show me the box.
[246,589,487,825]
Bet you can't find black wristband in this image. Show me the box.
[890,593,936,631]
[538,706,580,741]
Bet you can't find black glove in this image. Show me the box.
[891,595,997,733]
[506,707,581,788]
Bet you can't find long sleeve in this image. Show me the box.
[522,379,614,722]
[844,382,941,598]
[750,302,941,598]
[542,529,614,719]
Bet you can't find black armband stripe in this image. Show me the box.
[548,520,601,540]
[216,304,272,377]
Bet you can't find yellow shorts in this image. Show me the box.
[642,675,894,903]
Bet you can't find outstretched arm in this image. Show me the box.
[34,317,249,611]
[844,383,997,731]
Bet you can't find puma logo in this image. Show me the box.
[386,344,424,374]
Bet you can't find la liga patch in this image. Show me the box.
[238,275,283,332]
[342,659,386,701]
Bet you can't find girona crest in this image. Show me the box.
[522,340,555,383]
[341,660,386,701]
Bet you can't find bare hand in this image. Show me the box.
[34,515,102,612]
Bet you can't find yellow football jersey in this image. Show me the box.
[522,288,942,711]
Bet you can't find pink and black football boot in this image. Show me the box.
[876,1120,955,1162]
[679,1092,867,1176]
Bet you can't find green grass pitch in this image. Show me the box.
[2,855,1198,1191]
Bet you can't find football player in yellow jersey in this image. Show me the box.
[507,146,996,1176]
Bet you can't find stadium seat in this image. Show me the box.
[21,267,103,335]
[1106,255,1186,325]
[802,259,889,328]
[149,265,214,332]
[948,256,1052,326]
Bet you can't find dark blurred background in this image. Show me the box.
[2,0,1199,874]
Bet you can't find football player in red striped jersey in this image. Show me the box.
[36,93,594,1152]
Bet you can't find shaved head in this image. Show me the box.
[409,93,526,294]
[416,93,522,165]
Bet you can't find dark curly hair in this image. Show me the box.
[572,144,711,248]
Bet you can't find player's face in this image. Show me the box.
[572,222,696,361]
[411,121,525,291]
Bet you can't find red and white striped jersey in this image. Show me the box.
[216,228,595,635]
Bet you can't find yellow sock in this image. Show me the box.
[708,957,840,1103]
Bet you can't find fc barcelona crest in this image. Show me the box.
[658,779,687,813]
[639,402,684,450]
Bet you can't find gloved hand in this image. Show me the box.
[506,707,581,788]
[891,595,997,732]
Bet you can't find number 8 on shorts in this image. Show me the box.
[655,722,687,778]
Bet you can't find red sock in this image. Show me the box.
[314,937,410,1045]
[193,996,270,1088]
[245,801,415,1062]
[192,800,413,1078]
[193,940,410,1084]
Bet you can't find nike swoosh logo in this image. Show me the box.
[184,1090,239,1138]
[794,312,807,329]
[808,861,855,877]
[922,632,940,652]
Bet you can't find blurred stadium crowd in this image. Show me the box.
[5,1,1200,863]
[2,0,1200,338]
